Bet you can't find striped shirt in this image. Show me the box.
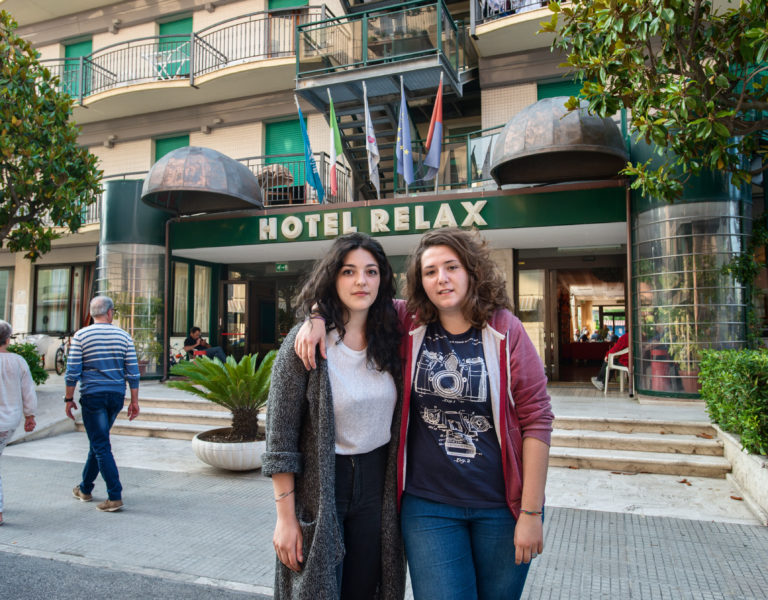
[65,323,140,395]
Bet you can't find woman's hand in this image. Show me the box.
[273,513,304,572]
[514,513,543,565]
[24,415,36,432]
[294,318,327,370]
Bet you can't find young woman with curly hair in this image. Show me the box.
[263,232,405,600]
[295,228,553,600]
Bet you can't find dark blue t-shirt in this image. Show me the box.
[405,322,507,508]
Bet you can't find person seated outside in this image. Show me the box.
[579,328,589,342]
[589,330,602,342]
[590,332,629,391]
[183,327,226,363]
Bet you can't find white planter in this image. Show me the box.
[715,425,768,525]
[192,428,266,471]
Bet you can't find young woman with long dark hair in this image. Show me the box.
[262,233,405,600]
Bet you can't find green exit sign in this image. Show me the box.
[275,263,288,272]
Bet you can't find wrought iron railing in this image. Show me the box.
[40,6,333,103]
[393,125,503,193]
[239,151,351,205]
[296,0,462,79]
[472,0,549,26]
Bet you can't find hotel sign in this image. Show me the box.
[257,201,488,243]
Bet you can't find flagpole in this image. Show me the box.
[401,76,408,196]
[435,72,443,195]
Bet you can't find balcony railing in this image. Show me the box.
[40,6,333,104]
[296,0,462,79]
[394,125,503,194]
[240,152,351,205]
[471,0,549,28]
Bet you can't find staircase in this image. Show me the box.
[75,395,235,441]
[550,416,731,478]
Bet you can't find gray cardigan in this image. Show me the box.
[262,325,406,600]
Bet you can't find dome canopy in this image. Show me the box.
[490,97,629,185]
[141,146,263,215]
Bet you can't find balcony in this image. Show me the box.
[39,6,333,124]
[470,0,555,56]
[296,0,476,106]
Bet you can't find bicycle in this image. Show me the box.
[55,334,72,375]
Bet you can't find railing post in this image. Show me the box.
[321,4,326,21]
[466,133,472,187]
[437,1,443,62]
[363,12,368,67]
[189,32,196,87]
[470,0,476,39]
[78,56,85,105]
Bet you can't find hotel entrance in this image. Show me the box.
[517,252,627,383]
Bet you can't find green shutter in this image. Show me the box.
[537,80,582,100]
[158,17,192,78]
[155,135,190,162]
[265,120,306,186]
[63,39,92,98]
[268,0,308,9]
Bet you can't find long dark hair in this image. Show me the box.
[406,227,512,327]
[296,233,400,376]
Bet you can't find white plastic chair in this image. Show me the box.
[604,347,629,395]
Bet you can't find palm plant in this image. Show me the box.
[167,351,277,442]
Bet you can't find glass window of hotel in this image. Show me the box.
[0,269,13,321]
[193,265,212,335]
[172,262,189,336]
[34,265,90,333]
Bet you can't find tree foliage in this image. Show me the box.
[543,0,768,202]
[0,10,101,260]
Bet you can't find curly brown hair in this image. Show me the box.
[405,228,512,327]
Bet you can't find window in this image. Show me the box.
[34,265,91,333]
[158,16,193,78]
[0,269,13,322]
[155,135,190,162]
[171,261,214,336]
[537,79,582,101]
[172,263,189,336]
[193,265,212,333]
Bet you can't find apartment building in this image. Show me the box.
[1,0,757,397]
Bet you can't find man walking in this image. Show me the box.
[65,296,140,512]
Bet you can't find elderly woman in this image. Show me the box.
[0,320,37,525]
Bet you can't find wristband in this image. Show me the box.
[520,509,543,516]
[275,489,295,502]
[309,314,325,322]
[64,396,74,403]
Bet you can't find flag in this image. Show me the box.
[363,81,381,199]
[327,89,343,197]
[423,75,443,181]
[396,77,414,186]
[295,97,324,203]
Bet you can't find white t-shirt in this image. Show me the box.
[325,330,397,455]
[0,352,37,431]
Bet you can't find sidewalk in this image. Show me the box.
[2,379,767,598]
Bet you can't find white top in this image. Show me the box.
[326,330,397,455]
[0,352,37,431]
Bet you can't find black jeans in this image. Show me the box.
[595,361,608,383]
[334,444,388,600]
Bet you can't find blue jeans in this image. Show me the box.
[401,493,531,600]
[205,346,227,363]
[79,392,125,501]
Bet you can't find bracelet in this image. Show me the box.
[309,314,325,322]
[275,489,295,502]
[520,509,543,516]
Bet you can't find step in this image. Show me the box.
[553,416,716,436]
[549,446,731,478]
[552,429,723,456]
[77,420,210,441]
[126,397,230,412]
[116,406,232,427]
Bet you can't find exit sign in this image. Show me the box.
[275,263,288,272]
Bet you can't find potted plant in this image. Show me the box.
[167,351,277,471]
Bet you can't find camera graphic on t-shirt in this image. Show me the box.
[422,407,492,458]
[414,349,487,401]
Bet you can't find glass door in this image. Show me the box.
[518,269,557,379]
[221,281,247,361]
